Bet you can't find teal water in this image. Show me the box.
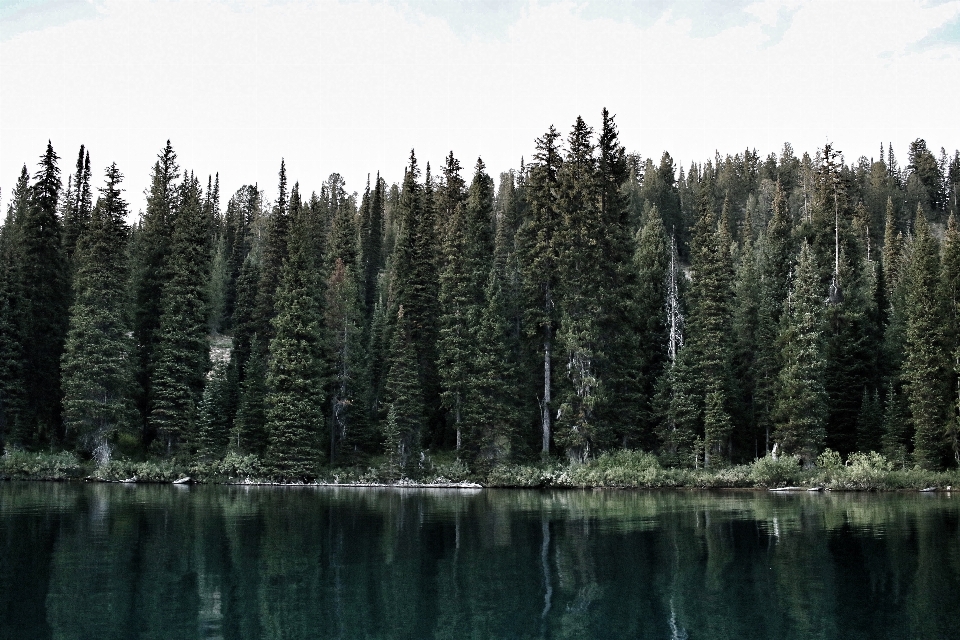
[1,483,958,639]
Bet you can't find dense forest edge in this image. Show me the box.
[2,108,960,490]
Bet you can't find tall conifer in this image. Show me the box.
[61,163,136,461]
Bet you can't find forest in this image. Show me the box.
[2,108,960,483]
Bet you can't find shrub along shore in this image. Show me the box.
[3,449,958,492]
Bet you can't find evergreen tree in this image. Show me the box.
[517,126,562,455]
[942,214,960,464]
[148,173,211,455]
[63,146,92,263]
[264,210,325,481]
[382,305,424,475]
[0,167,30,447]
[233,335,267,455]
[21,141,69,445]
[632,206,668,448]
[132,141,180,431]
[679,186,735,467]
[254,160,290,350]
[325,257,365,463]
[195,361,231,461]
[437,154,472,451]
[387,151,442,449]
[773,243,827,465]
[903,208,949,469]
[61,163,136,461]
[594,109,643,449]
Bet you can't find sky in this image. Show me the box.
[1,0,959,214]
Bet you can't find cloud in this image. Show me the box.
[1,0,958,215]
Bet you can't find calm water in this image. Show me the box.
[1,482,958,640]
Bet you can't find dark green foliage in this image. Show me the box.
[0,167,30,447]
[856,388,882,453]
[383,305,424,474]
[632,206,668,448]
[325,257,366,463]
[21,141,69,445]
[233,337,267,455]
[679,185,735,466]
[388,151,442,448]
[6,126,960,476]
[148,174,211,455]
[132,141,179,431]
[63,146,91,263]
[773,243,827,465]
[254,160,290,349]
[264,213,325,481]
[195,362,232,461]
[61,164,137,460]
[517,126,562,455]
[903,209,949,469]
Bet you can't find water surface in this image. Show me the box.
[1,482,958,639]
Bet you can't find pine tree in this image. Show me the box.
[382,305,424,475]
[63,145,92,263]
[942,214,960,464]
[132,141,180,431]
[554,116,603,461]
[149,173,211,455]
[903,208,949,469]
[632,206,668,448]
[436,155,472,452]
[233,335,267,455]
[325,257,365,463]
[254,160,290,350]
[595,109,643,449]
[264,210,325,481]
[679,185,736,466]
[773,243,827,465]
[387,151,442,449]
[21,141,68,445]
[195,361,231,462]
[517,126,562,456]
[61,163,137,461]
[438,156,495,455]
[0,167,30,447]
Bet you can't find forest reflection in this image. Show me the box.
[1,483,958,639]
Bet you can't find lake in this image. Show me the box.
[1,482,958,639]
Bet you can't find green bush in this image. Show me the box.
[748,454,802,487]
[0,449,84,480]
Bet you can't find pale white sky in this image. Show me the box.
[2,0,959,214]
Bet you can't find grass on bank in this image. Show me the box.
[3,446,960,491]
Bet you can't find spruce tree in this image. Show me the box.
[438,156,494,455]
[773,243,828,465]
[903,208,949,469]
[517,126,562,455]
[594,109,643,449]
[63,145,91,263]
[254,160,290,349]
[132,141,180,431]
[21,141,68,445]
[554,115,609,460]
[148,173,211,455]
[195,361,231,462]
[264,210,325,481]
[325,257,365,463]
[61,163,137,461]
[387,151,442,449]
[233,335,267,455]
[0,167,30,447]
[382,305,424,475]
[942,214,960,464]
[632,206,669,448]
